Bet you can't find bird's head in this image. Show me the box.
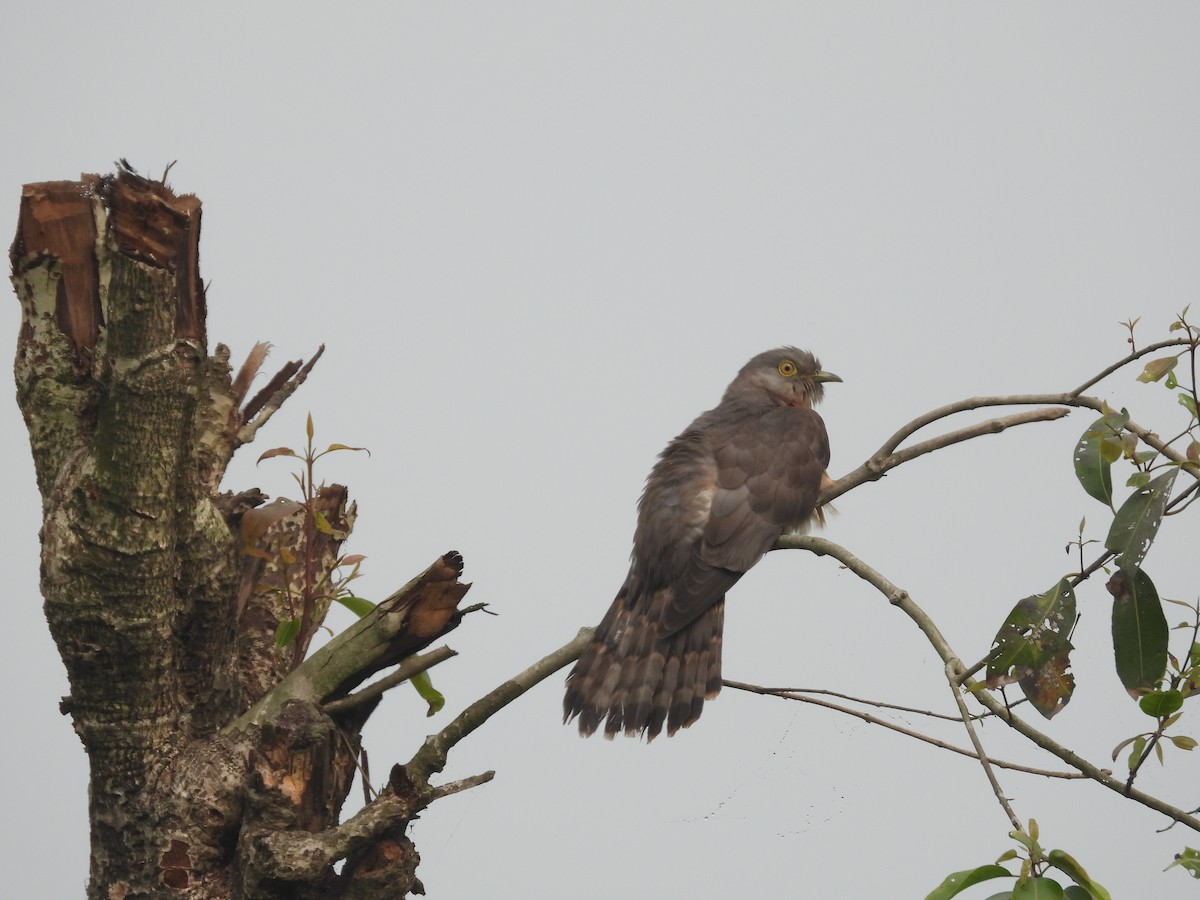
[724,347,841,409]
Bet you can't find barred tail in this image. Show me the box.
[564,587,725,741]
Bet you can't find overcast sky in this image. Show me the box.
[3,4,1200,897]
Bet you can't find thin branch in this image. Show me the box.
[776,535,1200,833]
[946,660,1023,830]
[966,684,1200,832]
[1070,338,1193,397]
[723,682,986,722]
[723,680,1084,779]
[323,645,459,716]
[823,405,1072,506]
[406,628,594,783]
[427,771,495,802]
[236,344,326,446]
[817,388,1195,514]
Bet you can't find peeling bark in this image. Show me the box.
[10,166,478,898]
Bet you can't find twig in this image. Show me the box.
[406,628,594,783]
[776,534,1200,833]
[1070,338,1193,397]
[722,682,986,722]
[723,680,1083,779]
[946,660,1023,830]
[236,344,326,446]
[427,771,495,802]
[823,406,1071,506]
[324,646,459,715]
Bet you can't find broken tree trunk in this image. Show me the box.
[10,165,489,899]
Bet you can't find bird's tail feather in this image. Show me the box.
[564,588,724,741]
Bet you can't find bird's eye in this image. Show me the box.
[777,359,798,377]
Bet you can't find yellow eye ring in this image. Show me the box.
[778,359,798,377]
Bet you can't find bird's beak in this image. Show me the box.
[813,370,842,384]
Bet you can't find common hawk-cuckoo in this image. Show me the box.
[563,347,839,740]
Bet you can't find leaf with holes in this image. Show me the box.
[1105,469,1178,571]
[1166,847,1200,879]
[1073,410,1128,508]
[1136,357,1178,383]
[986,580,1077,718]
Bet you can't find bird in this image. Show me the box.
[563,347,839,741]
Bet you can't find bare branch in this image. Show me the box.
[724,680,1084,779]
[323,645,459,716]
[723,682,982,722]
[946,660,1023,830]
[812,388,1196,517]
[236,344,326,446]
[427,771,496,802]
[406,628,593,783]
[775,535,1200,832]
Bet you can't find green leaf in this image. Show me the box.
[1139,689,1184,718]
[1111,733,1146,762]
[1169,735,1197,750]
[1180,393,1198,419]
[1062,888,1092,900]
[1128,735,1147,769]
[1072,410,1128,508]
[986,580,1077,718]
[334,595,376,618]
[925,865,1013,900]
[1010,829,1037,853]
[1165,847,1200,879]
[1107,567,1169,696]
[1125,471,1150,489]
[1105,469,1179,571]
[1136,356,1178,383]
[1047,849,1111,900]
[411,671,445,717]
[1012,876,1064,899]
[275,618,300,648]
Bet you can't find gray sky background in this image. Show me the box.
[3,4,1199,897]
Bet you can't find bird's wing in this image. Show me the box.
[659,406,830,633]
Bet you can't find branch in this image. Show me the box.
[777,535,1200,832]
[946,659,1023,830]
[1070,337,1194,396]
[810,386,1196,517]
[236,344,326,446]
[723,680,1085,779]
[723,683,984,722]
[323,645,459,716]
[228,552,470,731]
[406,628,593,783]
[823,402,1074,507]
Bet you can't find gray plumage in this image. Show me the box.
[564,347,839,740]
